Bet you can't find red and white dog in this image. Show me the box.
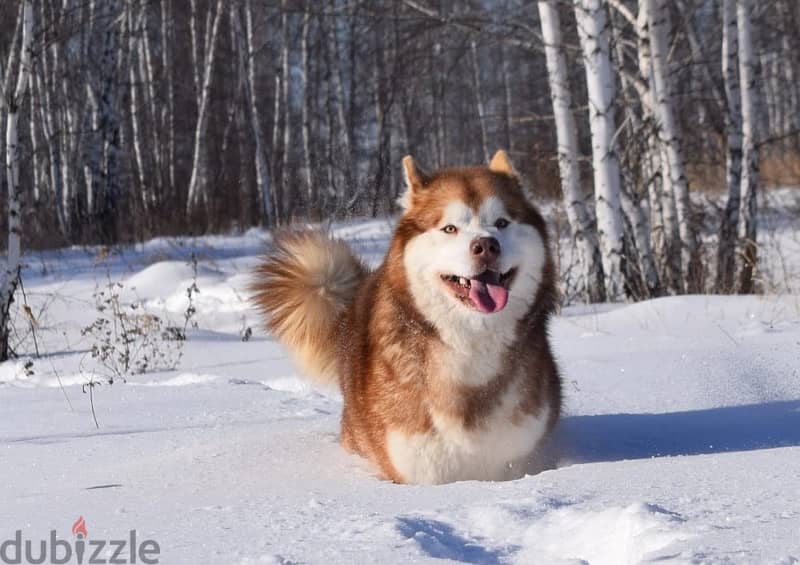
[252,151,560,484]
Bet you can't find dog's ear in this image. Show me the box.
[398,155,429,211]
[489,150,517,178]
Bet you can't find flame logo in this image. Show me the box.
[72,516,88,538]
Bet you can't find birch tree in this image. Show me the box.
[326,2,354,207]
[736,0,759,294]
[716,0,743,293]
[1,1,33,361]
[238,0,273,226]
[161,0,176,201]
[186,0,224,216]
[470,40,490,163]
[647,0,702,291]
[634,1,680,292]
[539,0,605,303]
[608,4,662,298]
[301,5,315,210]
[574,0,626,300]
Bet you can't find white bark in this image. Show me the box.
[761,53,779,136]
[189,0,203,104]
[736,0,759,293]
[538,0,605,302]
[2,1,33,359]
[138,4,163,201]
[128,7,149,213]
[84,81,100,215]
[34,69,67,234]
[28,76,41,204]
[280,4,292,216]
[470,40,490,163]
[433,41,446,167]
[777,1,798,132]
[53,0,78,232]
[632,2,671,291]
[648,0,701,291]
[161,0,176,196]
[610,7,661,297]
[301,7,314,205]
[270,34,283,221]
[500,44,514,154]
[574,0,626,300]
[327,4,353,201]
[716,0,743,292]
[186,0,224,215]
[241,0,273,226]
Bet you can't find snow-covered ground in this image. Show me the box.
[1,198,799,564]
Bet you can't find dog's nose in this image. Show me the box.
[470,237,501,260]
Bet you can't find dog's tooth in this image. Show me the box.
[459,277,469,287]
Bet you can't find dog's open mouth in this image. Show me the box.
[439,268,517,314]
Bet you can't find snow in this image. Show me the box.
[1,213,799,564]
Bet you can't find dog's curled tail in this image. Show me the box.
[250,231,365,387]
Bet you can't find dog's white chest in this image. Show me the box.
[386,399,549,485]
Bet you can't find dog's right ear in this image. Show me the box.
[398,155,429,211]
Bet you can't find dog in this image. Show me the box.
[251,150,560,484]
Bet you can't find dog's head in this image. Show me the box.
[392,150,553,340]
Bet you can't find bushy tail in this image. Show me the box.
[250,231,366,386]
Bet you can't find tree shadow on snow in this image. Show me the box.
[555,399,800,463]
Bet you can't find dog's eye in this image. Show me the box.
[441,224,458,234]
[495,218,510,229]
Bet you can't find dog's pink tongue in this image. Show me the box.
[468,279,509,313]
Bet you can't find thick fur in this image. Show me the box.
[250,231,365,385]
[251,151,561,484]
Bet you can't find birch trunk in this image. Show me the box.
[574,0,626,300]
[539,0,605,303]
[301,6,315,209]
[432,42,446,168]
[128,7,149,216]
[97,1,121,242]
[716,0,743,293]
[84,82,100,218]
[370,23,392,217]
[630,1,680,293]
[1,1,33,361]
[241,0,273,226]
[470,40,490,163]
[500,44,514,154]
[280,5,292,218]
[186,0,224,216]
[58,0,84,234]
[270,38,284,223]
[29,81,40,204]
[327,2,354,205]
[189,0,203,105]
[611,7,661,298]
[138,4,163,207]
[34,69,67,235]
[777,1,798,132]
[648,0,702,292]
[161,0,176,199]
[736,0,759,293]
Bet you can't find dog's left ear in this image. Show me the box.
[398,155,429,211]
[489,150,517,178]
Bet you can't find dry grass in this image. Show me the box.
[687,149,800,194]
[761,150,800,188]
[686,161,726,193]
